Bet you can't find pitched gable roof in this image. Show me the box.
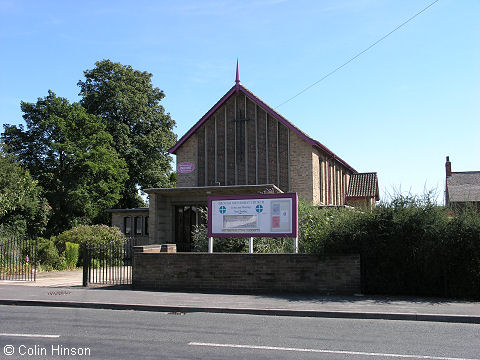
[346,172,379,201]
[168,83,356,173]
[447,172,480,202]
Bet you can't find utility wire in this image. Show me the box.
[275,0,441,109]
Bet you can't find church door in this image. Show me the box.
[174,205,201,252]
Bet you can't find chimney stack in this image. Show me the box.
[445,156,452,177]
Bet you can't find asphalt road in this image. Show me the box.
[0,305,479,360]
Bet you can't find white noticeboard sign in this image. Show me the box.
[208,193,298,238]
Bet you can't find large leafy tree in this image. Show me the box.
[0,148,50,238]
[78,60,177,208]
[2,91,128,236]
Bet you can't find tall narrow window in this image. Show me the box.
[134,216,143,235]
[319,159,323,204]
[144,216,149,235]
[124,217,132,235]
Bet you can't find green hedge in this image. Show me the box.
[53,225,124,265]
[53,225,123,252]
[23,225,124,271]
[65,242,80,269]
[192,226,293,253]
[318,195,480,299]
[35,237,65,271]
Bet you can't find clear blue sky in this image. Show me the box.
[1,0,479,203]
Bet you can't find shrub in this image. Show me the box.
[192,223,248,252]
[253,237,294,253]
[192,223,294,254]
[53,225,124,266]
[299,202,364,255]
[53,225,123,253]
[35,237,64,271]
[441,207,480,298]
[65,242,80,269]
[355,194,449,296]
[297,200,329,254]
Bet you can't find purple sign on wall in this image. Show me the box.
[177,162,195,174]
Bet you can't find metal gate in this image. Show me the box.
[0,238,37,281]
[82,237,144,286]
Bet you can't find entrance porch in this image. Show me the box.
[146,184,282,250]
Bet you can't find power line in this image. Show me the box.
[275,0,441,109]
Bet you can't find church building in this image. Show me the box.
[110,63,379,250]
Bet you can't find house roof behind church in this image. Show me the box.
[447,172,480,202]
[168,82,356,173]
[346,172,379,200]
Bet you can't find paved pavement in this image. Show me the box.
[0,271,479,324]
[0,269,84,287]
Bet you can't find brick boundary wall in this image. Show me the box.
[133,253,361,294]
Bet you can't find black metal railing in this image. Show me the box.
[0,238,37,281]
[82,237,147,286]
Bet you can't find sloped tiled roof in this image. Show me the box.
[168,82,356,173]
[346,172,379,200]
[447,172,480,202]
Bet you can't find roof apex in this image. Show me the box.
[168,82,356,173]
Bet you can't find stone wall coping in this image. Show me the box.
[133,245,162,253]
[134,252,357,258]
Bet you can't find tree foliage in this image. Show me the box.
[78,59,177,207]
[2,91,128,236]
[0,148,50,238]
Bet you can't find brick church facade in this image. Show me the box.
[171,64,360,206]
[109,64,379,249]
